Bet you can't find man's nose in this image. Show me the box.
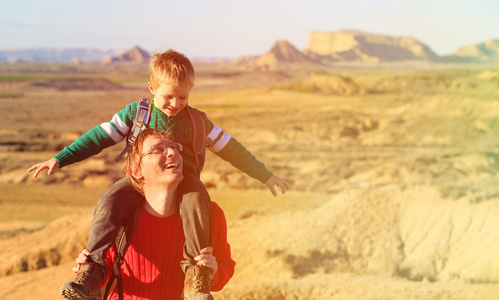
[166,146,176,157]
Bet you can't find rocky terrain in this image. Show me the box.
[1,51,499,299]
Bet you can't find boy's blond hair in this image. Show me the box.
[149,49,195,89]
[124,128,175,196]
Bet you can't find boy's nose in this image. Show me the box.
[170,98,178,107]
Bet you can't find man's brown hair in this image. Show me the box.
[149,49,195,89]
[124,128,174,195]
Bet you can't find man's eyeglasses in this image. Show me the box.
[140,143,183,159]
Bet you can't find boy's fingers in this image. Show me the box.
[284,180,290,190]
[269,185,277,197]
[33,167,44,178]
[279,181,290,193]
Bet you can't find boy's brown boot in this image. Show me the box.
[59,262,104,300]
[182,265,214,300]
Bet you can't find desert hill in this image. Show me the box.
[450,39,499,62]
[252,40,313,66]
[104,45,150,63]
[1,187,499,299]
[2,30,499,66]
[305,30,440,63]
[234,30,443,70]
[233,40,322,71]
[219,187,499,298]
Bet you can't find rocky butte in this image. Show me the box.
[102,45,150,63]
[451,39,499,62]
[233,40,320,70]
[305,30,440,63]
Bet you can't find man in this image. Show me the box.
[61,128,235,300]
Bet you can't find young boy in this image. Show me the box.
[28,49,289,300]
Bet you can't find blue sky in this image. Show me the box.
[1,0,498,58]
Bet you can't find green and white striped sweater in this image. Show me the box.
[54,101,273,183]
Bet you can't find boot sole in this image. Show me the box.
[60,282,99,300]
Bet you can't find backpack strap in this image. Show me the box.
[114,98,152,163]
[187,106,206,176]
[102,207,141,300]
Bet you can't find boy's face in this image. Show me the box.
[147,82,191,117]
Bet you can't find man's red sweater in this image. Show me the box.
[103,202,235,300]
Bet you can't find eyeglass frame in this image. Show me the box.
[139,142,183,160]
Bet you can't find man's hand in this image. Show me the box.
[73,249,90,273]
[27,158,60,178]
[194,247,218,276]
[265,175,290,197]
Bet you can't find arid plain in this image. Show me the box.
[1,59,499,300]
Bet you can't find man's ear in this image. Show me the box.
[130,166,143,180]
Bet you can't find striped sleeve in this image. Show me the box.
[98,112,129,143]
[206,125,231,153]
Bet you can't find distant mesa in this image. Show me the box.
[103,46,150,63]
[234,30,443,70]
[450,39,499,61]
[2,31,498,65]
[305,30,440,63]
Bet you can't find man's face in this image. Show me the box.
[147,82,191,117]
[137,134,184,186]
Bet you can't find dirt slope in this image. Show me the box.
[1,187,498,299]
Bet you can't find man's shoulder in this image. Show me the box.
[209,202,226,220]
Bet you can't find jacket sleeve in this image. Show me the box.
[54,103,136,168]
[199,110,273,184]
[209,202,236,291]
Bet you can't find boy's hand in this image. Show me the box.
[73,249,90,273]
[27,158,60,178]
[194,246,218,276]
[266,175,290,197]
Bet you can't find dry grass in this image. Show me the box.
[1,61,499,299]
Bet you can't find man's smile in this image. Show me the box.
[165,161,180,170]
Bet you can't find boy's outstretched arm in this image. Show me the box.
[266,174,290,197]
[27,158,60,178]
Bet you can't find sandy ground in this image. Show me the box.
[1,63,499,299]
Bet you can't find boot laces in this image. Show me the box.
[193,269,211,292]
[74,270,91,284]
